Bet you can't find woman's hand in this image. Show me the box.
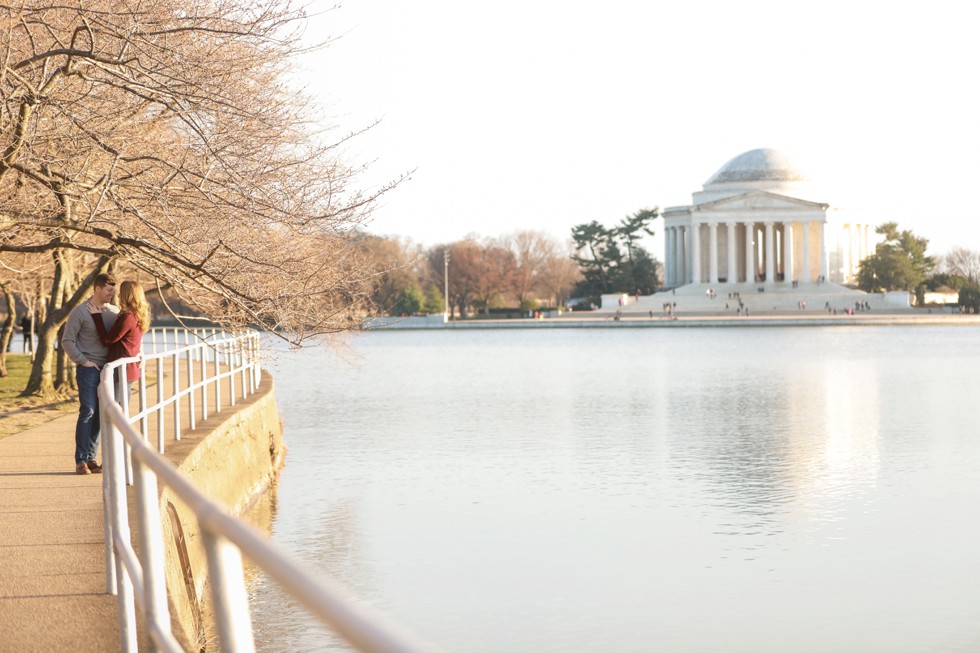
[86,302,100,315]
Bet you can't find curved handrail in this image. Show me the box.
[97,330,440,653]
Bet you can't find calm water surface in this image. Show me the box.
[247,326,980,652]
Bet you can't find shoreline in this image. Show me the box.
[367,311,980,330]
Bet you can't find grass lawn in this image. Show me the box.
[0,354,77,439]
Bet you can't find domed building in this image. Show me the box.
[662,148,874,288]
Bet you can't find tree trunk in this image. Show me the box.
[0,282,14,377]
[56,323,74,391]
[53,280,74,392]
[22,326,60,398]
[22,251,111,398]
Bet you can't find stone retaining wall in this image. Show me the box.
[156,370,285,650]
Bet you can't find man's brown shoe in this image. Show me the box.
[75,462,91,475]
[86,461,102,474]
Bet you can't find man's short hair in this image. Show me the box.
[94,273,117,288]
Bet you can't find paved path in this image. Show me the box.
[0,359,226,651]
[0,412,120,652]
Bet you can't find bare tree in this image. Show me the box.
[0,280,14,375]
[471,239,516,315]
[0,252,48,375]
[1,1,400,395]
[361,235,425,314]
[937,247,980,285]
[505,230,552,308]
[537,239,582,307]
[427,239,484,319]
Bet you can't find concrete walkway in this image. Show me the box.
[0,412,120,652]
[0,358,223,651]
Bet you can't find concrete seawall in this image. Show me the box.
[368,311,980,330]
[158,369,286,650]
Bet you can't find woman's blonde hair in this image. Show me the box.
[119,281,151,332]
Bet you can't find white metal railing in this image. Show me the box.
[97,329,439,653]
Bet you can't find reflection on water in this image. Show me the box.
[244,326,980,652]
[203,481,280,650]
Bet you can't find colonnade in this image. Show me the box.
[664,220,864,287]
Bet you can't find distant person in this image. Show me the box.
[62,273,119,475]
[20,314,33,352]
[89,280,150,389]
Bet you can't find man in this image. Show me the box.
[62,273,120,475]
[20,314,33,353]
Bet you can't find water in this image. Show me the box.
[247,326,980,652]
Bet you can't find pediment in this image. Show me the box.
[695,190,828,212]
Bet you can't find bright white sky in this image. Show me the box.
[298,0,980,258]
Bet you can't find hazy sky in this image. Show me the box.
[298,0,979,257]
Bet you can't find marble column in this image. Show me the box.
[819,221,828,281]
[675,227,683,287]
[726,222,737,284]
[690,222,701,284]
[708,222,719,285]
[677,226,691,286]
[801,221,811,283]
[678,226,686,285]
[764,222,775,285]
[673,227,682,286]
[744,222,755,283]
[784,222,794,284]
[665,227,674,287]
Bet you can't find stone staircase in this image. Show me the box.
[600,283,911,315]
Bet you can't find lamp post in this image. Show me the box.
[443,248,451,322]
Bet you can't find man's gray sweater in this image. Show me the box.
[62,302,120,367]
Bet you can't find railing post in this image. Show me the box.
[172,352,181,441]
[100,401,117,595]
[201,345,209,421]
[239,339,248,400]
[118,367,133,486]
[156,358,165,453]
[138,374,149,443]
[229,341,237,407]
[133,455,173,643]
[214,342,222,413]
[202,530,257,653]
[105,404,138,653]
[252,336,261,392]
[188,346,196,431]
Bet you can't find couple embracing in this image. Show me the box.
[61,274,151,475]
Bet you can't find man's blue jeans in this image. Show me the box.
[74,366,102,464]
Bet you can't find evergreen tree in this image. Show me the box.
[959,285,980,312]
[571,208,661,302]
[857,222,934,293]
[393,283,425,316]
[570,221,620,301]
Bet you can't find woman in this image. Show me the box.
[89,280,150,383]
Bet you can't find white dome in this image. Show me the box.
[705,148,810,185]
